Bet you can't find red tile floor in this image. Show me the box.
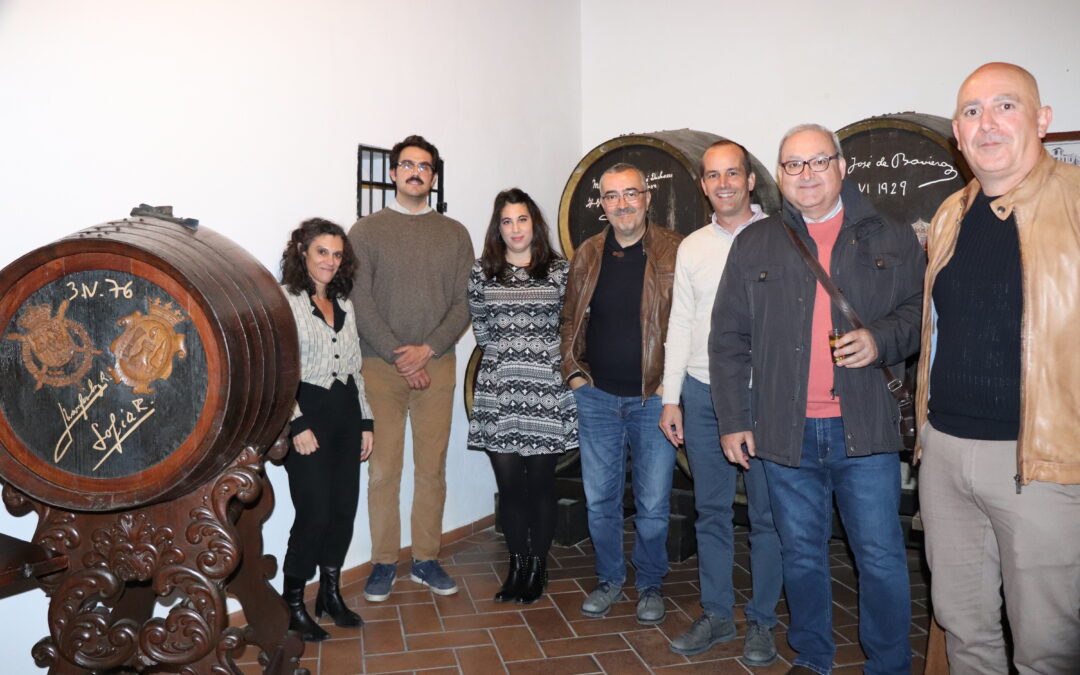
[236,526,931,674]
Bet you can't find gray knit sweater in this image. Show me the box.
[347,207,474,363]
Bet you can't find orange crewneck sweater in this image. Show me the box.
[806,210,843,418]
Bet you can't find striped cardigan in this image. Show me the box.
[283,287,373,431]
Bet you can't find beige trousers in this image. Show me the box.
[920,422,1080,675]
[364,354,456,563]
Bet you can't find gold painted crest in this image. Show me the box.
[6,299,101,390]
[108,298,188,394]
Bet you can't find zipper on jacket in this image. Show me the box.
[567,249,601,388]
[641,249,653,406]
[1014,206,1027,490]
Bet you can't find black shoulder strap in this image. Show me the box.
[783,224,911,404]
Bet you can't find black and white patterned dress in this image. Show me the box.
[467,259,577,455]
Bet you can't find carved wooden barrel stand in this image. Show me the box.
[0,214,305,674]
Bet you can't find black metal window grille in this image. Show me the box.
[357,144,446,218]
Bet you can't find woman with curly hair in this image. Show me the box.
[279,217,374,641]
[468,188,577,605]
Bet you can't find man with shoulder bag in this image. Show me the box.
[710,124,925,675]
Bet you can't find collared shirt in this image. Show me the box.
[661,204,767,403]
[804,197,843,224]
[712,207,759,241]
[388,198,434,216]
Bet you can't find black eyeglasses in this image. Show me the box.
[780,153,840,176]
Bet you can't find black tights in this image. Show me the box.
[487,452,559,557]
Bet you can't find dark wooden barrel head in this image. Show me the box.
[0,268,209,480]
[838,113,973,245]
[0,218,298,511]
[558,130,780,257]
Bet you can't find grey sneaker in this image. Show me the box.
[410,559,459,595]
[742,621,779,667]
[669,612,737,654]
[635,587,666,625]
[363,563,396,602]
[581,582,623,617]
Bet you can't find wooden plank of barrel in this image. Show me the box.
[0,216,299,511]
[558,129,781,257]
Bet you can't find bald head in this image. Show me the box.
[956,62,1041,119]
[952,62,1052,195]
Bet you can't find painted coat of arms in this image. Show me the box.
[6,299,101,389]
[108,298,188,394]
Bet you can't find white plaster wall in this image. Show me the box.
[0,0,581,668]
[580,0,1080,172]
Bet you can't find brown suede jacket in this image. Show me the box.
[915,150,1080,486]
[559,224,683,402]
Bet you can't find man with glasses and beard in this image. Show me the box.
[348,134,474,603]
[710,125,924,674]
[560,162,682,625]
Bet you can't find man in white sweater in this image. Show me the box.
[659,141,783,666]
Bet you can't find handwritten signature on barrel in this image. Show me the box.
[54,372,156,472]
[846,152,958,188]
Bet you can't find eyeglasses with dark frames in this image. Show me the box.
[780,153,840,176]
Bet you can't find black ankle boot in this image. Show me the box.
[283,575,330,642]
[516,555,547,605]
[315,566,363,628]
[494,553,527,603]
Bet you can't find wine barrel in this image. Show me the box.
[558,129,781,256]
[837,113,973,245]
[0,215,299,511]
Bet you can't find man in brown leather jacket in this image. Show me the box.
[916,62,1080,674]
[559,162,682,625]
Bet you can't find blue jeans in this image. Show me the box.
[763,417,911,675]
[682,376,783,626]
[573,384,674,591]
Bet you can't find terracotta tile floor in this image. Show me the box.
[236,526,931,674]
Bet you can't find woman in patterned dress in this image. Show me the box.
[468,188,577,605]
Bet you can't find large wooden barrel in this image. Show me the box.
[837,113,972,245]
[558,129,781,256]
[0,215,299,511]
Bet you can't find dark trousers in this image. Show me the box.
[283,378,363,579]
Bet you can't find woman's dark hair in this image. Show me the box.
[280,218,356,299]
[480,188,560,282]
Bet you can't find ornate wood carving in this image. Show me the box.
[4,444,307,674]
